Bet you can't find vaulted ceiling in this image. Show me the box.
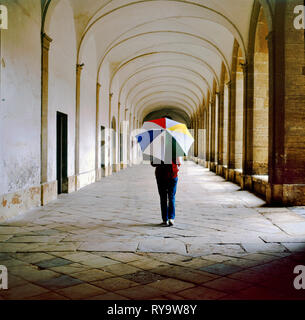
[45,0,255,124]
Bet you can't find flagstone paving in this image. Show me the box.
[0,161,305,299]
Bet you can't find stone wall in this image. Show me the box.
[284,0,305,185]
[0,0,42,219]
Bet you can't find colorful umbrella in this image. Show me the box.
[136,118,194,163]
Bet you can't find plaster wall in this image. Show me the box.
[48,0,77,182]
[0,0,41,196]
[79,35,97,174]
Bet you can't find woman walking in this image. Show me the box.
[151,158,181,226]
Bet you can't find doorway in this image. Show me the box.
[57,112,68,194]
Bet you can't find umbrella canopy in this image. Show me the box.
[136,118,194,163]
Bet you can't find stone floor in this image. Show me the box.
[0,161,305,300]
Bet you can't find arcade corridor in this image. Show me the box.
[0,162,305,300]
[1,0,305,301]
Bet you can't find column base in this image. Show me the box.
[209,162,217,173]
[216,165,222,175]
[252,175,269,198]
[76,170,96,191]
[245,175,253,190]
[120,163,128,170]
[68,175,76,193]
[267,184,305,206]
[228,168,235,181]
[112,164,120,173]
[41,180,57,205]
[107,166,112,176]
[95,169,102,182]
[197,158,206,167]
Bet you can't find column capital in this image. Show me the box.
[266,31,274,42]
[76,63,84,72]
[226,80,232,88]
[42,33,52,50]
[240,62,248,72]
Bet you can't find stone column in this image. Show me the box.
[124,106,128,121]
[217,88,224,167]
[108,93,113,174]
[277,1,305,205]
[244,49,254,185]
[198,107,204,161]
[266,1,305,205]
[205,101,210,167]
[225,81,235,180]
[127,111,131,166]
[194,114,198,158]
[241,62,248,189]
[210,97,216,168]
[41,33,58,205]
[41,33,52,184]
[227,80,235,171]
[95,82,101,181]
[108,93,113,127]
[188,118,192,160]
[215,92,220,168]
[75,63,84,190]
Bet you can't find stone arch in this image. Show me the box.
[118,64,211,104]
[257,0,273,33]
[138,96,194,121]
[97,30,231,81]
[79,0,247,63]
[42,0,60,34]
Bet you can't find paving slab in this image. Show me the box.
[0,161,304,300]
[122,271,165,285]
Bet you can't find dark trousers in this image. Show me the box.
[156,177,178,222]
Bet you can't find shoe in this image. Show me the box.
[168,219,175,226]
[161,221,169,226]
